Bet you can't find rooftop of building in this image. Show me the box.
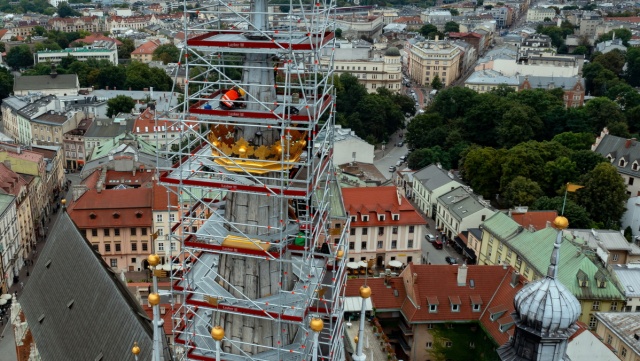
[13,74,79,92]
[592,130,640,178]
[509,208,557,231]
[437,186,494,220]
[466,69,519,85]
[342,186,426,227]
[84,117,135,139]
[594,312,640,355]
[611,264,640,297]
[412,163,463,191]
[519,75,584,90]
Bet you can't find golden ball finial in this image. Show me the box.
[211,326,225,341]
[61,199,66,205]
[148,293,160,306]
[354,336,359,344]
[553,216,569,230]
[148,254,160,267]
[131,342,141,355]
[336,249,344,259]
[309,317,324,332]
[359,285,371,299]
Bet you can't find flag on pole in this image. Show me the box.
[567,183,585,192]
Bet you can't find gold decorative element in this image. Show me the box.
[148,293,161,306]
[315,287,327,298]
[131,342,141,355]
[61,199,67,205]
[211,326,225,341]
[254,145,271,160]
[231,138,254,158]
[354,336,359,344]
[359,285,371,299]
[147,254,160,267]
[336,249,344,259]
[553,216,569,230]
[309,317,324,332]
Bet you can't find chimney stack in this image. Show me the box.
[626,139,633,148]
[457,263,468,286]
[510,271,520,287]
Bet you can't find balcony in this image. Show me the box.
[398,322,413,336]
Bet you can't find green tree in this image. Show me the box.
[419,24,442,39]
[0,68,14,100]
[406,113,445,150]
[577,162,627,227]
[532,196,593,228]
[460,146,506,198]
[572,46,588,55]
[551,132,595,151]
[32,25,46,36]
[106,95,136,118]
[542,156,578,194]
[626,105,640,132]
[430,86,478,120]
[117,37,135,59]
[57,2,80,17]
[335,28,342,38]
[625,47,640,87]
[408,146,451,170]
[570,150,607,174]
[596,28,632,46]
[431,74,443,90]
[593,49,627,75]
[5,45,34,69]
[502,176,544,207]
[444,21,460,33]
[35,39,63,51]
[496,104,543,148]
[450,9,459,16]
[584,97,625,131]
[152,44,181,64]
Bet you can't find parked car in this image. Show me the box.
[399,155,407,162]
[397,141,404,147]
[389,166,396,172]
[433,240,443,249]
[396,160,403,167]
[445,256,458,265]
[425,234,436,242]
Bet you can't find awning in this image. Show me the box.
[344,297,373,312]
[346,262,359,270]
[388,260,403,268]
[464,247,477,260]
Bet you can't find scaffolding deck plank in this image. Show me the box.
[187,30,334,51]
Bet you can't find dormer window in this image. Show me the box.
[89,213,97,219]
[378,214,385,221]
[135,211,143,218]
[595,270,607,288]
[577,269,589,287]
[449,296,461,312]
[113,212,120,219]
[392,214,399,221]
[607,154,614,163]
[633,162,639,171]
[470,295,483,312]
[619,158,627,167]
[362,215,369,222]
[427,296,439,313]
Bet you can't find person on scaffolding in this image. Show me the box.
[220,86,246,110]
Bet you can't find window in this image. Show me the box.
[350,228,356,236]
[612,254,619,261]
[377,241,383,249]
[104,229,110,236]
[611,302,618,311]
[606,334,613,345]
[170,214,176,222]
[589,316,597,329]
[445,341,452,348]
[156,214,163,222]
[407,256,413,263]
[171,242,176,251]
[426,342,433,349]
[158,229,164,236]
[115,243,121,252]
[91,229,98,237]
[142,243,148,251]
[473,304,481,312]
[362,215,369,222]
[592,301,600,311]
[392,227,398,235]
[451,304,460,312]
[378,214,385,221]
[409,225,414,233]
[429,304,437,312]
[621,347,627,357]
[158,243,165,251]
[110,259,117,267]
[378,227,384,235]
[132,243,137,251]
[131,228,137,236]
[362,228,368,236]
[92,244,99,251]
[114,228,120,236]
[349,242,355,250]
[142,228,147,236]
[105,244,111,252]
[408,239,414,248]
[392,214,399,221]
[630,177,635,186]
[391,240,397,249]
[361,241,367,250]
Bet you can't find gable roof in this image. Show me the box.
[344,277,406,310]
[341,186,426,227]
[132,40,161,55]
[67,186,153,228]
[509,209,556,231]
[412,163,463,192]
[13,74,79,92]
[437,186,494,220]
[593,133,640,177]
[20,210,165,361]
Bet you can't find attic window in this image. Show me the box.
[113,212,120,219]
[577,269,589,287]
[89,212,97,219]
[619,159,626,167]
[45,259,52,268]
[635,334,639,341]
[595,270,607,288]
[392,214,399,221]
[607,155,614,163]
[362,215,369,222]
[633,162,639,171]
[135,211,143,218]
[38,314,45,323]
[67,299,74,309]
[378,214,385,221]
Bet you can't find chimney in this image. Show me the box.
[510,271,520,287]
[457,263,468,286]
[3,160,11,169]
[413,273,418,284]
[626,139,633,148]
[50,64,57,78]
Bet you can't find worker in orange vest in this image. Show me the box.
[220,87,246,109]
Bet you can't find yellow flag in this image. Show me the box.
[567,183,585,192]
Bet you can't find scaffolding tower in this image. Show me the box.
[157,0,347,359]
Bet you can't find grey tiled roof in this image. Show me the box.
[20,211,165,361]
[593,134,640,177]
[413,164,463,192]
[13,74,79,92]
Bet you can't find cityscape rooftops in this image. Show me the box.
[611,264,640,298]
[13,74,79,93]
[342,186,426,227]
[412,163,463,192]
[594,313,640,356]
[438,186,494,220]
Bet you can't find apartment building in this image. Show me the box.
[131,40,161,63]
[594,313,640,361]
[341,186,426,268]
[526,7,556,22]
[409,37,462,87]
[436,186,495,240]
[0,193,20,293]
[35,41,119,65]
[48,16,103,33]
[412,163,463,219]
[0,164,35,261]
[62,117,93,171]
[592,129,640,197]
[478,212,625,327]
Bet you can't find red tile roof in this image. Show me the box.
[341,186,426,227]
[67,186,153,228]
[347,264,524,345]
[510,210,556,231]
[0,163,27,196]
[345,277,406,310]
[0,29,8,38]
[132,108,199,134]
[132,40,160,56]
[77,33,123,46]
[152,183,179,211]
[142,303,175,334]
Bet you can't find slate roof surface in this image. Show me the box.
[593,134,640,177]
[13,74,79,91]
[412,164,462,192]
[19,210,166,361]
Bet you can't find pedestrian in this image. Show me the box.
[20,281,24,289]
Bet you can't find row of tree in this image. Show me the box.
[334,73,415,143]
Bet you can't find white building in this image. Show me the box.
[526,7,557,22]
[436,186,496,240]
[420,10,452,25]
[316,125,374,165]
[35,41,119,65]
[412,163,464,218]
[0,193,21,292]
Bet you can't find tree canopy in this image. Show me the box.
[5,45,34,69]
[106,95,136,118]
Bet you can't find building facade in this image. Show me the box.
[412,163,464,219]
[0,193,20,293]
[436,187,495,240]
[35,41,118,65]
[594,313,640,361]
[342,186,426,268]
[409,38,462,87]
